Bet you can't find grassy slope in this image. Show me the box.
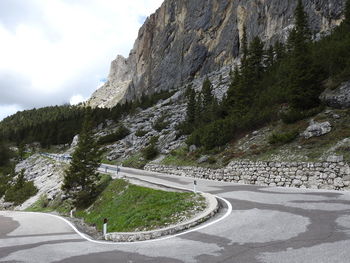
[76,179,206,232]
[159,108,350,166]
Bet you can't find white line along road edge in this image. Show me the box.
[24,194,232,246]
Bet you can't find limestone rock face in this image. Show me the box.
[320,81,350,109]
[13,154,66,210]
[88,0,346,108]
[302,120,332,139]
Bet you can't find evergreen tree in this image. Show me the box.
[202,77,214,109]
[194,93,203,125]
[287,0,321,109]
[225,66,241,111]
[345,0,350,26]
[202,78,215,123]
[0,141,10,167]
[240,26,249,63]
[247,36,265,81]
[62,110,102,208]
[274,41,286,62]
[185,86,196,125]
[264,45,275,69]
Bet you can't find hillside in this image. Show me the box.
[0,0,350,177]
[88,0,346,108]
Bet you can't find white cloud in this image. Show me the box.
[0,104,22,121]
[0,0,164,118]
[70,94,86,105]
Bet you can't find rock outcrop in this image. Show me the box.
[320,81,350,109]
[14,154,67,210]
[302,120,332,139]
[88,0,346,108]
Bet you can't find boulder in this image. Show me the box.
[197,156,209,164]
[326,155,344,163]
[302,120,332,139]
[189,145,197,153]
[320,81,350,109]
[70,135,79,148]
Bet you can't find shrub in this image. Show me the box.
[269,131,299,145]
[135,129,148,137]
[281,109,306,124]
[153,116,169,132]
[98,125,130,145]
[4,169,38,205]
[142,144,159,160]
[281,106,324,124]
[0,173,10,198]
[122,154,148,169]
[149,136,159,145]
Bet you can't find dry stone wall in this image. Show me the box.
[145,160,350,191]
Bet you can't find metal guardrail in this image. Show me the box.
[40,153,72,163]
[42,153,121,174]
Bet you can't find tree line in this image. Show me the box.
[0,90,175,148]
[180,0,350,150]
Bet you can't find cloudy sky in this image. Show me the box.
[0,0,164,120]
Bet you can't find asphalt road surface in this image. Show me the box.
[1,166,350,263]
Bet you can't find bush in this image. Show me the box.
[269,131,299,145]
[98,125,130,145]
[281,106,324,124]
[142,144,159,160]
[153,116,169,132]
[135,129,148,137]
[4,170,38,205]
[0,173,10,198]
[122,154,148,169]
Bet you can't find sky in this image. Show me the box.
[0,0,164,120]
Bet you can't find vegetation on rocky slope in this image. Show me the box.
[179,0,350,151]
[75,179,206,232]
[0,90,175,148]
[62,111,103,208]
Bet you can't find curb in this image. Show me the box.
[105,192,219,242]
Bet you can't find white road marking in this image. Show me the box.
[22,195,231,245]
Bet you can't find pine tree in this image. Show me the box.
[240,26,249,64]
[287,0,321,110]
[0,141,11,167]
[186,86,196,125]
[225,66,241,110]
[264,45,275,69]
[274,41,286,61]
[62,110,102,208]
[345,0,350,26]
[194,93,203,125]
[201,78,215,123]
[247,36,265,81]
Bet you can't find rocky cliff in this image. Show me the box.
[88,0,345,108]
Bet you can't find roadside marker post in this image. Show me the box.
[103,218,108,238]
[193,180,197,194]
[70,207,75,218]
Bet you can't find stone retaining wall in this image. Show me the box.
[145,160,350,191]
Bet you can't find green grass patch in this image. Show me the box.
[122,153,148,169]
[101,158,117,165]
[161,147,198,167]
[26,174,112,215]
[268,130,299,145]
[76,179,206,232]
